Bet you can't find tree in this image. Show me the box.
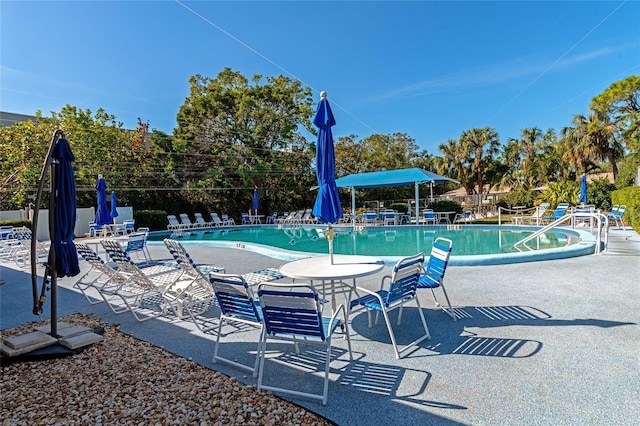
[172,68,316,214]
[560,111,623,179]
[590,75,640,151]
[500,127,557,190]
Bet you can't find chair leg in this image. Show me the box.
[431,286,456,321]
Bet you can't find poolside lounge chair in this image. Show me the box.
[382,210,398,225]
[193,212,213,227]
[349,252,430,359]
[179,213,197,229]
[163,239,225,329]
[418,237,455,320]
[74,242,127,305]
[209,212,224,226]
[221,214,235,225]
[209,272,264,377]
[523,203,550,225]
[167,215,186,231]
[539,203,569,224]
[257,282,352,405]
[454,209,472,223]
[422,209,436,225]
[265,212,278,224]
[101,239,184,322]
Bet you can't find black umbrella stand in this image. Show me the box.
[31,129,64,337]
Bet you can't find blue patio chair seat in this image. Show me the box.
[422,209,436,225]
[209,272,264,377]
[349,252,430,359]
[418,237,455,320]
[257,283,352,405]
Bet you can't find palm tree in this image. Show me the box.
[459,127,500,197]
[561,111,623,178]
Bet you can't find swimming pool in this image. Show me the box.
[149,224,597,266]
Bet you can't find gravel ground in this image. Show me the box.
[1,313,334,426]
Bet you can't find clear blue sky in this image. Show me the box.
[2,1,639,154]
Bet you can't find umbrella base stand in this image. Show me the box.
[0,322,104,366]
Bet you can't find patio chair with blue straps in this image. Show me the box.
[608,205,626,228]
[122,219,136,234]
[454,209,472,223]
[124,231,152,263]
[419,237,455,320]
[193,212,213,227]
[257,282,352,405]
[209,272,264,377]
[241,212,252,225]
[179,213,197,229]
[349,252,430,359]
[539,203,569,224]
[422,209,436,225]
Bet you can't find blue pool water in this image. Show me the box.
[149,224,597,266]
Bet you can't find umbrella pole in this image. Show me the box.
[31,129,63,337]
[327,224,334,264]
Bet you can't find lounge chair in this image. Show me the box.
[73,242,127,305]
[101,239,184,322]
[418,237,455,320]
[257,282,352,405]
[162,239,225,329]
[349,252,430,359]
[265,212,278,224]
[193,212,213,227]
[454,209,472,223]
[539,203,569,224]
[523,203,550,225]
[209,272,264,377]
[221,214,235,225]
[167,215,186,231]
[179,213,197,229]
[209,212,224,226]
[422,209,436,225]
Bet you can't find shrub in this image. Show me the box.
[498,189,534,208]
[428,199,462,214]
[135,210,167,231]
[0,220,32,229]
[389,203,410,213]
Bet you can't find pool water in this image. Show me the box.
[151,225,573,258]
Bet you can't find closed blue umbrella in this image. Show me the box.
[579,174,588,204]
[51,137,80,278]
[253,187,259,214]
[95,175,110,227]
[312,91,342,224]
[110,191,118,223]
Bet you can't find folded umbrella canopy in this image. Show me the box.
[95,175,110,227]
[110,191,118,223]
[253,187,259,215]
[579,174,588,204]
[312,91,342,224]
[51,137,80,278]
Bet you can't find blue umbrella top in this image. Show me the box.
[110,191,118,219]
[95,175,111,227]
[579,174,588,204]
[312,91,342,224]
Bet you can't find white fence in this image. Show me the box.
[0,207,134,241]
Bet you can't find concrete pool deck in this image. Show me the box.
[1,227,639,425]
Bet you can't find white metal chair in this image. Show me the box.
[349,252,430,359]
[257,283,352,405]
[422,209,436,225]
[209,272,264,377]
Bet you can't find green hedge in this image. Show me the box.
[611,186,640,231]
[135,210,167,232]
[0,219,32,229]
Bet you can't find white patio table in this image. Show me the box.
[279,255,385,313]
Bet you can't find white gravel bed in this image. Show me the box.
[1,314,334,426]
